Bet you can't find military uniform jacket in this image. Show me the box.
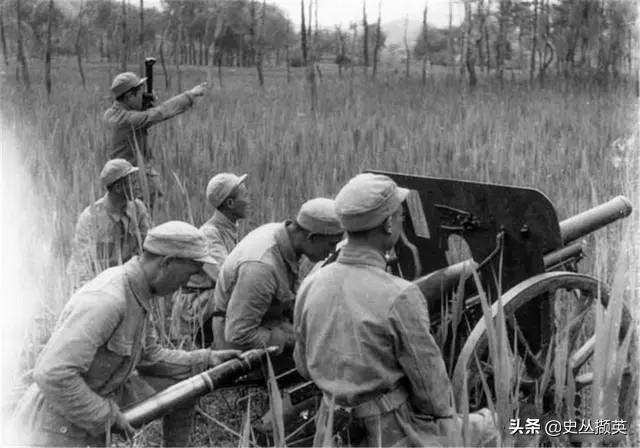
[293,242,455,415]
[13,257,210,441]
[212,222,298,352]
[103,93,194,164]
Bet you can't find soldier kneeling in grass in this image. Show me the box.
[171,172,250,347]
[210,198,344,369]
[293,173,500,447]
[66,159,150,291]
[12,221,241,447]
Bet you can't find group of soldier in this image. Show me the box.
[11,71,498,447]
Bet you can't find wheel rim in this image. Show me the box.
[451,271,633,425]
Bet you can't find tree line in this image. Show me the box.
[0,0,637,94]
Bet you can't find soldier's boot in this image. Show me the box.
[161,401,196,447]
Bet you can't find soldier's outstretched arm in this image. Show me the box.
[389,284,455,418]
[105,83,208,130]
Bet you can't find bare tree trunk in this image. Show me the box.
[497,0,507,86]
[159,27,170,89]
[421,2,428,85]
[447,0,453,73]
[286,21,291,82]
[372,1,381,79]
[121,0,127,71]
[176,3,184,92]
[463,0,477,87]
[255,0,265,87]
[302,0,317,113]
[529,0,538,84]
[484,0,491,73]
[139,0,144,73]
[75,1,86,88]
[538,0,552,86]
[475,0,485,71]
[403,15,410,78]
[0,2,9,67]
[44,0,54,98]
[16,0,30,89]
[362,0,368,76]
[300,0,308,65]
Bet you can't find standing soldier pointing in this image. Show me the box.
[104,71,208,212]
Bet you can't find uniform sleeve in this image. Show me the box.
[107,93,194,129]
[224,261,294,351]
[69,209,103,285]
[388,284,455,418]
[201,227,228,282]
[33,292,123,436]
[137,316,210,379]
[293,277,311,379]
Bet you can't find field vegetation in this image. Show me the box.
[1,55,638,446]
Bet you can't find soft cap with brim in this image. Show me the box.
[334,173,409,232]
[143,221,216,265]
[111,72,147,98]
[100,158,140,189]
[296,197,343,235]
[206,173,248,209]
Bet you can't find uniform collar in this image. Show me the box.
[101,193,135,222]
[337,242,387,270]
[275,221,299,275]
[124,257,154,313]
[211,209,237,234]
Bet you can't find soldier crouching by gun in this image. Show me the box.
[104,58,208,214]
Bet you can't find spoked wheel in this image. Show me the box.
[451,271,635,444]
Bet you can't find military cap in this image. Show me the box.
[296,197,343,235]
[111,72,147,98]
[100,158,139,189]
[143,221,216,264]
[334,173,409,232]
[206,173,248,209]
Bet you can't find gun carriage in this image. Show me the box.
[125,171,634,446]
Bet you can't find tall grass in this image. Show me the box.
[1,59,636,446]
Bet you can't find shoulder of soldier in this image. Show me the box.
[76,197,107,223]
[69,268,128,314]
[132,198,149,215]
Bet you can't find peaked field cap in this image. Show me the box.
[100,158,139,189]
[111,72,147,97]
[206,173,248,209]
[296,197,343,235]
[143,221,216,265]
[335,173,410,232]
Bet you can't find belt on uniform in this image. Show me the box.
[323,384,410,419]
[211,310,226,318]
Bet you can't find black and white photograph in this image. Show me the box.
[1,0,638,446]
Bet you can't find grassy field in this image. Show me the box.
[1,58,637,446]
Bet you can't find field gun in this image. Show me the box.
[414,195,632,316]
[366,171,634,421]
[121,347,277,429]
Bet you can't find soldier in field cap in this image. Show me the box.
[293,173,499,447]
[210,197,343,359]
[12,221,241,447]
[171,172,250,346]
[104,71,208,212]
[66,158,150,290]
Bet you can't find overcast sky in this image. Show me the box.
[146,0,465,28]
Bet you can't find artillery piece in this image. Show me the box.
[371,170,634,426]
[124,172,634,446]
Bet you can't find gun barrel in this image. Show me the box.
[560,196,632,245]
[122,347,276,428]
[542,242,583,270]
